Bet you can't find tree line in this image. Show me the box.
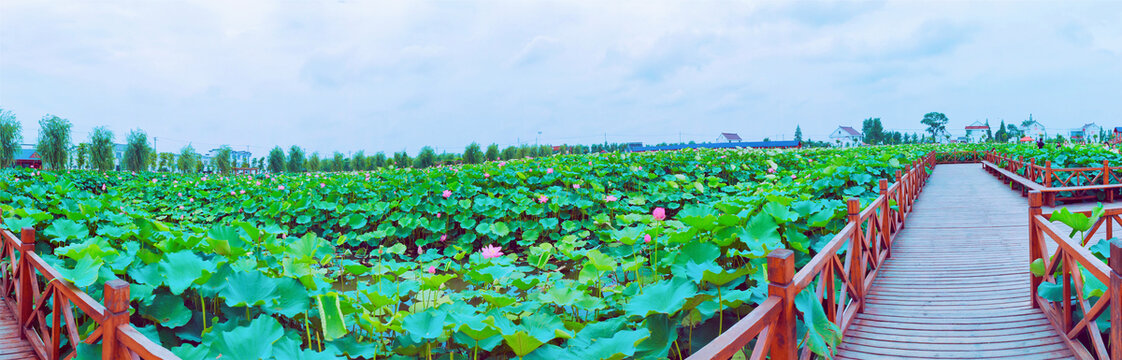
[0,109,635,174]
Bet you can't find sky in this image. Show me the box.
[2,0,1121,156]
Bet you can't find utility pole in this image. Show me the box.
[153,137,158,153]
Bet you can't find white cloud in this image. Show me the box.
[1,0,1120,153]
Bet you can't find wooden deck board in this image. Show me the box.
[836,164,1077,359]
[0,297,37,360]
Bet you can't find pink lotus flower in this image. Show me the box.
[240,190,246,194]
[643,234,651,243]
[605,195,618,202]
[230,191,236,196]
[538,195,549,204]
[255,181,261,186]
[767,168,777,174]
[278,185,285,190]
[101,184,107,190]
[426,266,436,274]
[190,197,195,202]
[481,244,504,259]
[484,173,490,178]
[442,190,452,198]
[320,183,326,188]
[178,205,184,210]
[177,192,182,197]
[436,213,442,218]
[440,234,447,242]
[546,168,554,174]
[652,207,666,221]
[417,246,424,255]
[572,184,580,189]
[791,174,797,179]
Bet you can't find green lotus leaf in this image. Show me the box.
[56,257,102,288]
[223,270,280,308]
[624,278,697,317]
[316,292,349,341]
[142,293,192,328]
[159,250,215,295]
[43,219,87,240]
[402,309,447,341]
[214,315,284,360]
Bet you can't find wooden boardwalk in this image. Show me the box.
[837,164,1077,359]
[0,299,36,360]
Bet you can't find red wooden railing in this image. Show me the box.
[1028,191,1122,359]
[986,151,1122,204]
[688,153,938,359]
[0,221,179,360]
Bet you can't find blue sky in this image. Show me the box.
[1,1,1120,156]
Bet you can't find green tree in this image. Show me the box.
[985,120,993,142]
[308,152,321,172]
[212,146,232,174]
[352,150,367,171]
[36,115,72,170]
[332,152,345,172]
[414,146,436,168]
[287,146,305,172]
[178,145,197,173]
[371,152,386,168]
[485,144,500,161]
[0,109,21,168]
[862,118,884,145]
[500,146,518,160]
[122,129,151,172]
[75,143,89,169]
[148,148,158,171]
[158,153,175,171]
[393,151,411,167]
[794,125,803,144]
[921,112,948,140]
[89,127,116,171]
[194,158,204,173]
[267,146,286,173]
[463,142,484,164]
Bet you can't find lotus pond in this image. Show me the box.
[2,145,955,359]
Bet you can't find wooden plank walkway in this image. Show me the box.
[0,298,36,360]
[837,164,1077,359]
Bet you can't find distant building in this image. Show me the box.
[15,149,41,168]
[1075,123,1103,143]
[1020,115,1047,139]
[932,128,953,144]
[716,133,742,143]
[828,126,862,147]
[206,147,252,165]
[629,140,800,152]
[964,121,989,143]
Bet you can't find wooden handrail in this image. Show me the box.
[1028,191,1122,359]
[687,152,940,359]
[0,219,180,360]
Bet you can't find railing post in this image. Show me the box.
[102,279,131,360]
[768,249,796,360]
[1045,161,1055,206]
[879,179,891,258]
[1109,240,1122,360]
[895,170,904,224]
[847,198,865,300]
[17,227,34,340]
[1106,160,1115,203]
[1029,192,1043,309]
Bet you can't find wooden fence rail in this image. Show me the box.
[0,218,179,360]
[986,151,1122,205]
[1028,191,1122,360]
[688,152,939,359]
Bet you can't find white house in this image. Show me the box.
[1021,115,1047,140]
[1073,123,1103,143]
[829,126,862,147]
[932,128,953,144]
[716,133,742,143]
[964,121,990,143]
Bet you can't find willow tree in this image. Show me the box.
[121,129,151,172]
[36,115,72,169]
[178,145,197,173]
[267,146,286,173]
[332,152,345,172]
[287,146,305,172]
[211,146,232,174]
[308,152,321,172]
[0,109,22,168]
[372,152,387,168]
[414,147,436,168]
[352,150,367,171]
[485,144,500,161]
[75,143,89,169]
[90,127,115,171]
[463,142,484,164]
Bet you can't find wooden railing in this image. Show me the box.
[688,153,936,359]
[1028,191,1122,359]
[934,150,983,164]
[986,151,1121,204]
[0,223,179,360]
